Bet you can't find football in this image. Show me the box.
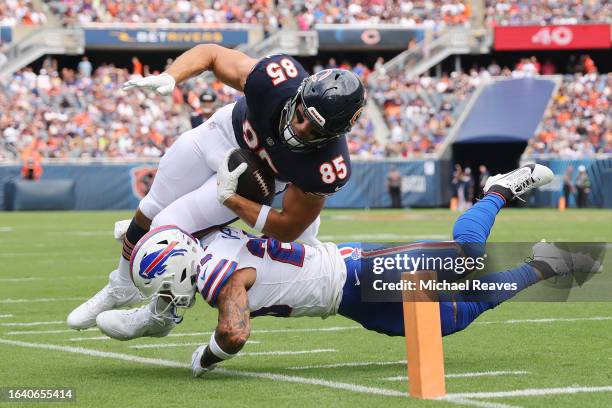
[228,149,276,206]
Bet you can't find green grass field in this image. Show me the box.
[1,209,611,408]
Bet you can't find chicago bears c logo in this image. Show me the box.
[131,166,158,199]
[139,241,187,280]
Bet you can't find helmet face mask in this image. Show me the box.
[130,226,202,314]
[279,69,366,153]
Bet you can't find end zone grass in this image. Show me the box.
[0,209,611,407]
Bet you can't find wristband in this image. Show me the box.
[254,205,271,232]
[209,331,237,361]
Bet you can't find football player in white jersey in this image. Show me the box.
[94,164,602,376]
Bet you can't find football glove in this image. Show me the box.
[122,73,176,95]
[217,149,247,204]
[191,345,217,377]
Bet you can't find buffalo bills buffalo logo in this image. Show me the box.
[139,241,187,280]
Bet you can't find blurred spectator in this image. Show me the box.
[541,59,556,75]
[575,165,591,208]
[562,165,574,206]
[478,164,489,196]
[78,56,93,77]
[451,163,462,202]
[387,166,402,208]
[21,151,43,180]
[132,57,143,76]
[188,89,218,128]
[457,166,473,211]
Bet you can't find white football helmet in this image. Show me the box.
[130,225,203,313]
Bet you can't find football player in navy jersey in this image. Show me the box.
[66,44,366,332]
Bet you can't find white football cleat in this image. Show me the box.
[95,300,176,341]
[532,242,602,277]
[67,276,141,330]
[191,345,217,377]
[484,164,554,201]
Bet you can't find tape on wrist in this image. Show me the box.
[254,205,271,232]
[209,331,237,361]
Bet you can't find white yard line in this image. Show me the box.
[476,316,612,325]
[239,349,336,357]
[129,341,261,349]
[0,321,65,327]
[384,371,530,381]
[7,329,94,335]
[0,276,106,283]
[0,297,85,304]
[318,234,448,241]
[445,385,612,399]
[0,338,406,398]
[68,326,361,341]
[443,398,521,408]
[288,360,407,370]
[0,314,14,318]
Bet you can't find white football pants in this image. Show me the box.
[138,102,321,244]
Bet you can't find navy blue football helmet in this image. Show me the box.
[279,69,366,152]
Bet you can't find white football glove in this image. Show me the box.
[191,345,217,377]
[217,149,247,204]
[122,73,176,95]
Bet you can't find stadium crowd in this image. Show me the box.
[0,57,240,160]
[2,0,611,28]
[43,0,287,27]
[485,0,612,26]
[525,73,612,157]
[0,0,46,26]
[1,54,610,160]
[368,66,482,158]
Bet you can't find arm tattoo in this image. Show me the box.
[214,277,251,355]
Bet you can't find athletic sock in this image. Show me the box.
[114,219,149,285]
[452,193,505,257]
[447,264,540,335]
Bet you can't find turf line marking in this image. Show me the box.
[476,316,612,325]
[318,234,448,241]
[288,360,407,370]
[0,338,407,398]
[239,349,336,357]
[7,329,94,335]
[0,314,14,319]
[445,386,612,399]
[443,398,520,408]
[0,276,105,282]
[0,321,65,327]
[384,371,530,381]
[69,326,361,341]
[129,341,261,349]
[0,297,85,304]
[0,277,43,282]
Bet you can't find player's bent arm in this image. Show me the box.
[224,184,325,242]
[165,44,257,91]
[199,268,256,368]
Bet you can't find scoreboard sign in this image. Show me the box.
[494,24,611,50]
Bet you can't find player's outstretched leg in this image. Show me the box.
[440,242,602,336]
[452,163,553,257]
[66,217,149,330]
[96,299,177,341]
